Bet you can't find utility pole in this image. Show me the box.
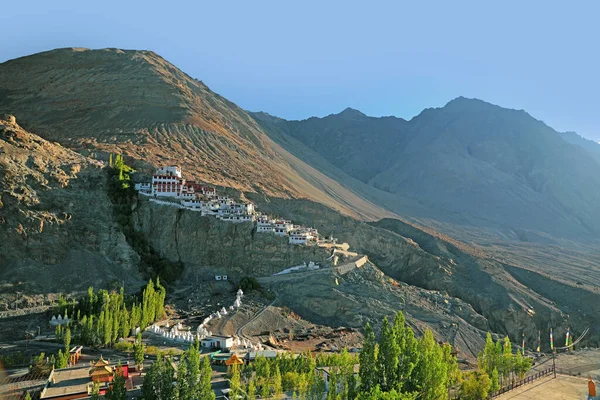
[552,350,557,378]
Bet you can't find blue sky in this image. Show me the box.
[2,0,599,140]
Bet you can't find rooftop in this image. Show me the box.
[41,366,94,399]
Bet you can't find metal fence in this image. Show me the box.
[488,366,555,398]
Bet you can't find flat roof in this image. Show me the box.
[41,366,93,399]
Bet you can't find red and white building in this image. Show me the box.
[152,166,184,197]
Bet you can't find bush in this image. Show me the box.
[114,341,133,353]
[239,277,262,292]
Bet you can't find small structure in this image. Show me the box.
[245,350,279,363]
[200,335,234,350]
[225,354,244,366]
[89,356,113,383]
[69,346,83,366]
[317,364,360,391]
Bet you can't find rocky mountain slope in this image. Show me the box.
[0,116,142,293]
[1,47,599,350]
[253,98,600,242]
[0,48,391,221]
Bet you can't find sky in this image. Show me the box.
[1,1,599,140]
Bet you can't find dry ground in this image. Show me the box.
[496,375,591,399]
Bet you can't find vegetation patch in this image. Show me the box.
[106,154,184,283]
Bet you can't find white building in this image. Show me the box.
[200,335,234,350]
[134,183,151,192]
[317,364,360,391]
[289,230,317,245]
[257,219,275,233]
[156,166,182,178]
[152,172,184,197]
[274,220,293,236]
[181,199,204,209]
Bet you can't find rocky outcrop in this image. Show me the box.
[0,117,143,292]
[132,198,336,278]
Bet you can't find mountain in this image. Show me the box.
[559,130,600,165]
[253,98,600,242]
[2,48,600,348]
[0,115,143,292]
[0,48,391,221]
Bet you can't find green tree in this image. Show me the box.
[378,316,400,391]
[56,349,68,369]
[412,329,449,400]
[247,379,257,400]
[106,366,127,400]
[90,382,100,400]
[460,370,491,400]
[359,323,379,393]
[23,392,32,400]
[63,327,71,353]
[142,354,176,400]
[229,365,242,399]
[490,368,500,393]
[272,366,283,399]
[134,332,145,370]
[393,312,418,392]
[198,355,216,400]
[176,353,191,400]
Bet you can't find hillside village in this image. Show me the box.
[135,166,335,246]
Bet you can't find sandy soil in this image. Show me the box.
[496,375,591,399]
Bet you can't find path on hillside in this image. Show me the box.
[257,255,369,285]
[235,294,279,347]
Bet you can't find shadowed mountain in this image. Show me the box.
[253,98,600,242]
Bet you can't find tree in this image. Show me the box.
[412,329,449,400]
[247,379,257,400]
[198,355,215,400]
[500,336,513,385]
[90,382,100,400]
[106,367,127,400]
[56,349,68,369]
[272,366,283,399]
[378,317,401,391]
[134,333,145,370]
[229,365,242,399]
[63,327,71,353]
[490,368,500,393]
[394,312,418,392]
[460,370,492,400]
[23,392,32,400]
[176,354,191,400]
[142,354,176,400]
[359,323,379,393]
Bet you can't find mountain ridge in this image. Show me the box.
[254,96,600,242]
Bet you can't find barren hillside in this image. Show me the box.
[0,47,392,221]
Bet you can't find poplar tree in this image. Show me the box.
[272,366,283,399]
[247,379,257,400]
[176,354,191,400]
[134,333,145,369]
[229,365,242,399]
[198,355,216,400]
[359,323,378,393]
[63,327,71,353]
[412,329,449,400]
[378,316,400,391]
[393,312,418,391]
[142,354,176,400]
